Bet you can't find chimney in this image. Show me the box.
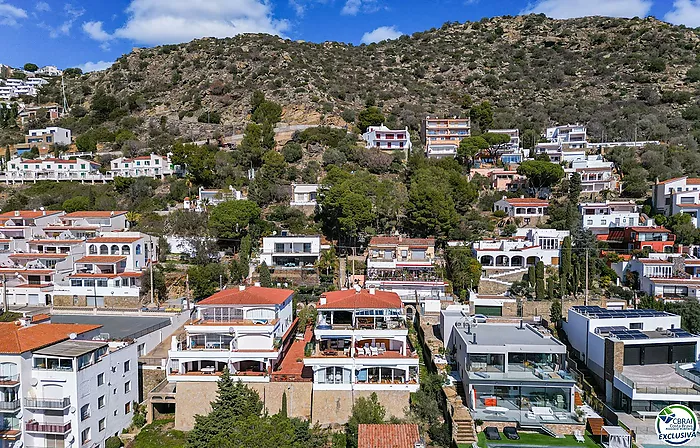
[238,285,245,291]
[369,287,376,295]
[40,207,45,216]
[110,211,114,217]
[520,195,525,199]
[520,319,524,329]
[319,296,327,306]
[13,211,19,217]
[472,333,477,344]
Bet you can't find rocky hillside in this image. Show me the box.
[50,15,700,147]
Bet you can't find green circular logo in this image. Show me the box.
[656,404,698,445]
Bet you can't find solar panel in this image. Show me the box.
[668,328,695,338]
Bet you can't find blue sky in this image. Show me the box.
[0,0,692,73]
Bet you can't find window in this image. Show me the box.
[71,279,82,287]
[98,418,105,432]
[124,360,131,372]
[80,404,90,421]
[97,373,105,386]
[98,395,105,409]
[125,402,131,414]
[630,322,643,330]
[83,279,95,287]
[81,428,91,445]
[124,381,131,393]
[122,245,130,255]
[135,244,141,255]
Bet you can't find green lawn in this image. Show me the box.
[464,431,600,448]
[131,418,187,448]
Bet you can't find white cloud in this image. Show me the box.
[78,60,114,73]
[35,1,50,12]
[521,0,652,19]
[361,25,402,44]
[341,0,381,15]
[83,0,289,46]
[39,3,85,38]
[0,1,27,26]
[82,21,111,41]
[665,0,700,27]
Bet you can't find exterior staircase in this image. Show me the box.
[452,408,477,445]
[587,416,605,437]
[574,391,583,407]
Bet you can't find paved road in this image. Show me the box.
[193,123,346,146]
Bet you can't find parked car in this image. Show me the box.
[473,314,488,323]
[484,427,501,440]
[503,427,519,440]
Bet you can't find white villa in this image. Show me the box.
[473,228,570,270]
[580,201,641,235]
[361,125,412,152]
[290,184,319,207]
[109,154,181,179]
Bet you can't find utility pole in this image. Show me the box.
[149,236,155,306]
[2,274,6,313]
[584,249,589,306]
[185,273,190,310]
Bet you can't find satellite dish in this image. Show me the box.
[354,284,361,293]
[228,327,235,335]
[69,406,76,414]
[69,333,77,340]
[30,378,37,387]
[68,435,75,443]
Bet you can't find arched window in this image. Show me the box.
[135,244,141,255]
[110,245,119,255]
[99,245,108,255]
[89,245,97,255]
[122,245,131,255]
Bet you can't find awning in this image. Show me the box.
[602,426,630,448]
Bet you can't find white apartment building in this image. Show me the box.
[4,157,104,183]
[166,286,295,382]
[652,177,700,228]
[535,124,588,163]
[25,78,49,88]
[473,228,570,270]
[109,154,181,179]
[259,235,323,269]
[588,141,660,152]
[290,183,319,207]
[619,257,700,301]
[304,288,419,393]
[36,66,63,77]
[361,125,412,152]
[564,306,700,419]
[580,201,641,235]
[421,116,471,159]
[567,155,617,193]
[0,320,138,448]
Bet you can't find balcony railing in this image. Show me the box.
[0,375,19,385]
[24,397,71,409]
[25,421,71,434]
[0,400,20,411]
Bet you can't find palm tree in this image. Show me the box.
[316,247,339,276]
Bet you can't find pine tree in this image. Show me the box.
[259,261,272,287]
[560,236,572,297]
[550,299,562,324]
[527,265,536,287]
[280,391,288,418]
[535,261,545,301]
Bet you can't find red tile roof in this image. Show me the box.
[369,236,435,247]
[0,210,62,219]
[358,424,420,448]
[0,322,101,354]
[88,236,142,243]
[318,289,402,309]
[198,286,294,306]
[76,255,126,264]
[629,226,670,233]
[504,198,549,206]
[63,211,127,218]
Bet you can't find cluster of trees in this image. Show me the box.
[0,103,19,129]
[187,371,327,448]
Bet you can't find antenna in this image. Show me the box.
[61,76,70,116]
